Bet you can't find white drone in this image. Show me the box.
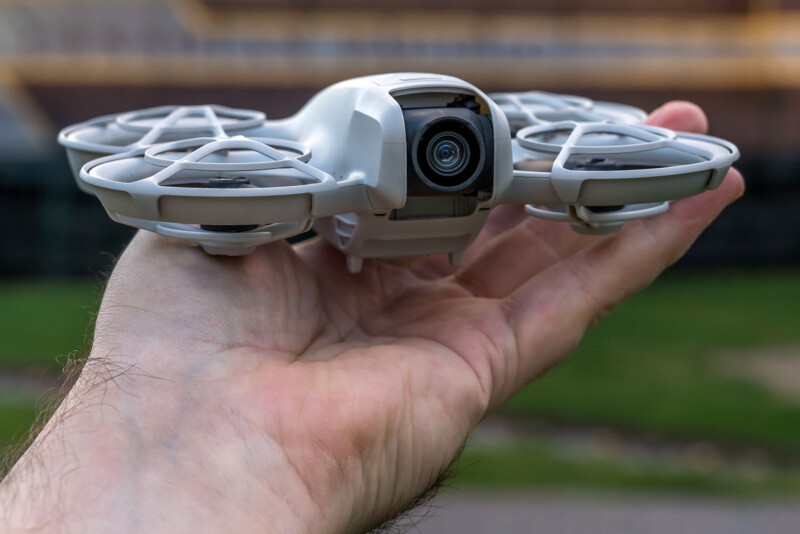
[59,73,739,273]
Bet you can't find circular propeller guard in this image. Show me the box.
[58,105,266,156]
[80,136,338,243]
[512,121,739,232]
[491,91,646,130]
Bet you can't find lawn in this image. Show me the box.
[500,270,800,451]
[2,271,800,493]
[0,280,100,370]
[454,438,800,497]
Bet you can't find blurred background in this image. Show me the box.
[2,0,800,532]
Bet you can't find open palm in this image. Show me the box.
[77,102,744,533]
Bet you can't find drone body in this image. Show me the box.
[59,73,739,272]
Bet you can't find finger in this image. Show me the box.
[444,100,714,298]
[454,218,600,297]
[503,168,744,391]
[645,100,708,133]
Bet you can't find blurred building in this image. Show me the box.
[1,0,799,275]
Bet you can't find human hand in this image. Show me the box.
[1,102,744,533]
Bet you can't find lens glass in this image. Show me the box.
[427,132,469,176]
[412,116,485,191]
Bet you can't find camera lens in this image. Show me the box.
[412,117,485,191]
[427,133,470,176]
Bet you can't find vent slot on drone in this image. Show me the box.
[393,91,487,115]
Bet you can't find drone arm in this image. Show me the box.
[498,169,562,206]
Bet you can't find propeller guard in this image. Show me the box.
[80,136,339,229]
[490,91,646,130]
[511,121,738,233]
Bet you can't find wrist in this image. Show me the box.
[1,353,344,534]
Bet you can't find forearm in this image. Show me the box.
[0,354,333,534]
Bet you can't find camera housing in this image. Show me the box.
[403,105,494,196]
[282,73,513,270]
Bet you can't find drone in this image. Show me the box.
[59,73,739,273]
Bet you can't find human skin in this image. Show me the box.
[0,102,744,533]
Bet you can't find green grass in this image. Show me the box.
[453,440,800,497]
[0,400,38,457]
[0,280,100,370]
[501,270,800,450]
